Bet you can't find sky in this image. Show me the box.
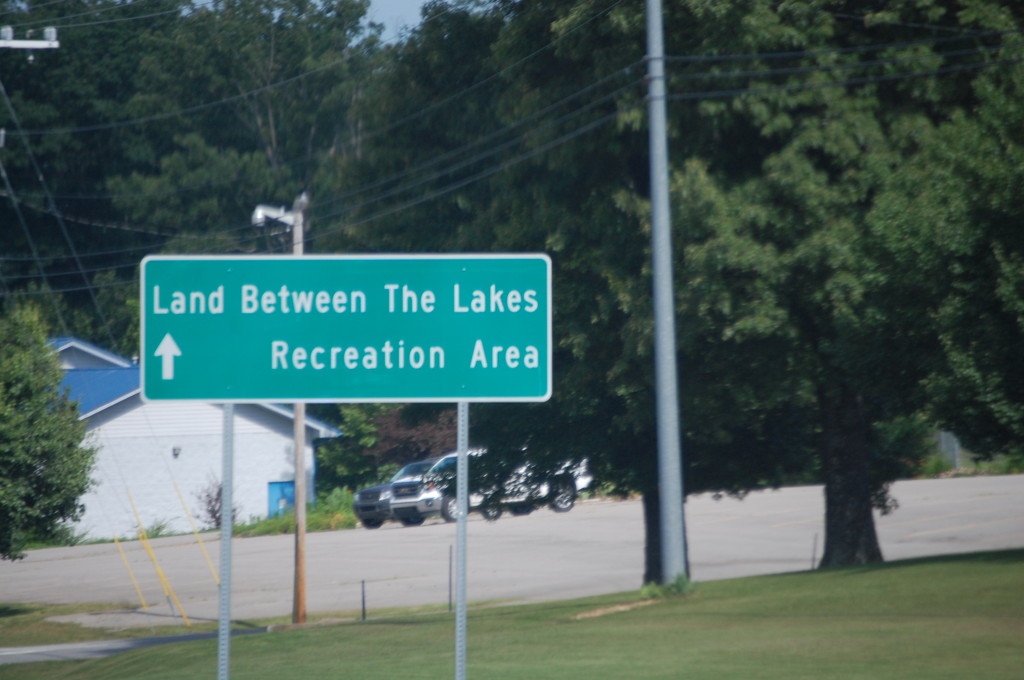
[367,0,427,38]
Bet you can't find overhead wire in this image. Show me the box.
[9,16,1012,214]
[14,18,1009,213]
[4,38,1020,292]
[315,62,644,212]
[5,0,208,30]
[312,107,633,244]
[0,0,82,17]
[0,76,118,345]
[10,0,630,216]
[0,154,73,332]
[3,5,1022,297]
[666,56,1024,103]
[1,66,642,286]
[830,11,980,35]
[663,27,1019,64]
[9,33,1020,214]
[7,0,989,207]
[1,0,636,256]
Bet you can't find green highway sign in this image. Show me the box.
[140,255,551,403]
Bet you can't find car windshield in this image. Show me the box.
[428,456,457,477]
[391,460,434,481]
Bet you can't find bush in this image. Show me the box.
[233,487,357,536]
[920,452,954,478]
[195,477,240,529]
[308,487,357,531]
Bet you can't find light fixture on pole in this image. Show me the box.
[252,204,295,253]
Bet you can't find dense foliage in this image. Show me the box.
[1,0,1022,577]
[0,306,95,560]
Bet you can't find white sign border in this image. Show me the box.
[140,253,553,404]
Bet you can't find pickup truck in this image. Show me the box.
[354,458,439,528]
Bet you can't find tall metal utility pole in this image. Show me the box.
[645,0,688,583]
[290,191,309,624]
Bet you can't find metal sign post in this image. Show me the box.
[217,404,234,680]
[455,401,469,680]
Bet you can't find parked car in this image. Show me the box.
[389,450,591,524]
[354,458,439,529]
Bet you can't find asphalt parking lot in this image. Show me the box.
[1,474,1022,665]
[1,475,1021,628]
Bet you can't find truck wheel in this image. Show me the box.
[549,485,576,513]
[480,505,503,521]
[441,496,458,522]
[362,519,384,529]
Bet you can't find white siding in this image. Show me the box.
[76,397,319,540]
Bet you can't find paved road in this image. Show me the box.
[1,474,1021,663]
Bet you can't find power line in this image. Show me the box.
[2,70,642,281]
[666,40,1021,87]
[0,75,118,346]
[7,0,634,217]
[0,154,72,332]
[666,56,1024,103]
[13,0,625,144]
[664,28,1020,65]
[4,4,1022,298]
[316,62,644,212]
[6,46,1019,291]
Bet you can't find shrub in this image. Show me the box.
[640,574,696,600]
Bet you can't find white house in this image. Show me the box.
[52,337,340,540]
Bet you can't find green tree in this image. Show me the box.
[317,0,506,253]
[0,0,183,348]
[871,15,1024,463]
[320,0,811,579]
[326,0,1019,578]
[1,0,379,351]
[651,0,1014,568]
[108,0,378,250]
[314,404,458,491]
[0,305,95,560]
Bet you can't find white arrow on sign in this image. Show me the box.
[154,333,182,380]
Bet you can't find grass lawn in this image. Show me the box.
[1,550,1022,680]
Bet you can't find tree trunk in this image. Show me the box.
[817,381,884,568]
[642,484,663,584]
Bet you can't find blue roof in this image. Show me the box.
[52,337,340,436]
[49,337,133,367]
[61,366,139,414]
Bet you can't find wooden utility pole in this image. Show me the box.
[291,192,309,624]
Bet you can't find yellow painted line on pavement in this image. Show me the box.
[901,515,1024,539]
